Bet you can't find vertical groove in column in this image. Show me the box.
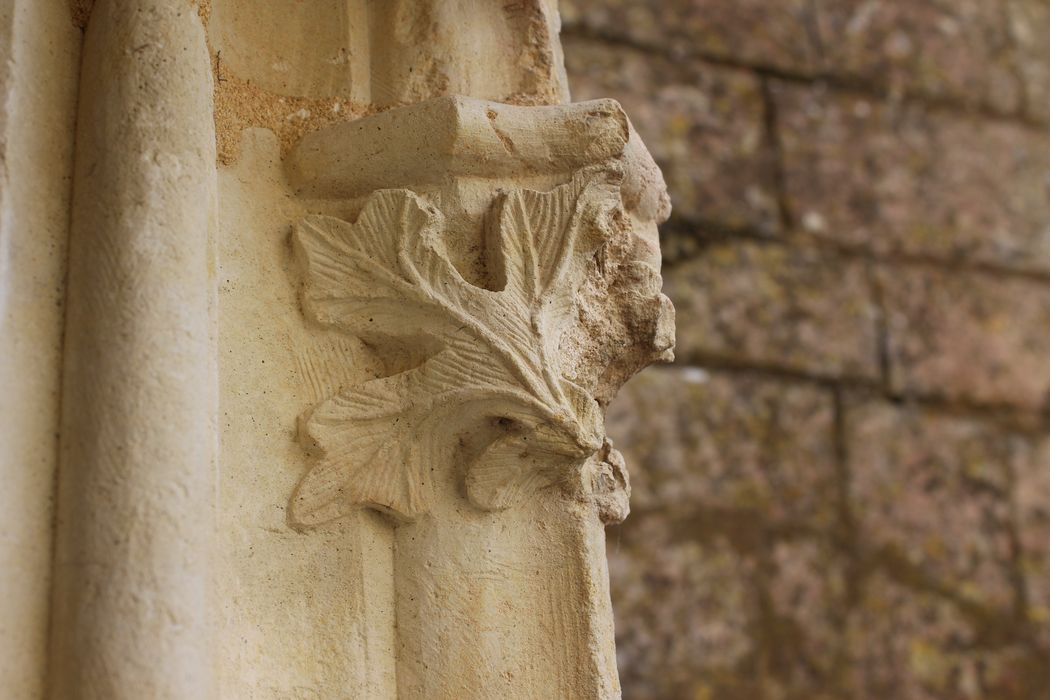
[49,0,217,697]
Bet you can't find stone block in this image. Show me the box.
[1009,0,1050,123]
[562,0,1022,114]
[560,0,820,74]
[1015,437,1050,648]
[563,35,780,237]
[764,540,852,698]
[608,519,762,700]
[665,242,880,378]
[607,368,838,531]
[607,369,850,695]
[878,266,1050,409]
[776,84,1050,272]
[846,400,1020,610]
[817,0,1022,114]
[844,575,1034,700]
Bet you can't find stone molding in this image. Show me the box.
[288,96,673,530]
[285,95,674,698]
[1,1,674,696]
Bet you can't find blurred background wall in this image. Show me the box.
[560,2,1050,698]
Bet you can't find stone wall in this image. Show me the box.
[562,2,1050,697]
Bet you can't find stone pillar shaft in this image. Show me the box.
[0,1,81,697]
[48,1,217,697]
[288,96,671,699]
[0,2,673,697]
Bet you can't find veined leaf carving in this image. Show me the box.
[290,168,625,527]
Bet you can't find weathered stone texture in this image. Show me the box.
[563,0,1024,113]
[1009,0,1050,123]
[606,369,847,697]
[564,36,780,238]
[878,266,1050,409]
[608,369,837,529]
[607,521,762,700]
[561,0,820,74]
[846,401,1020,611]
[776,85,1050,272]
[664,243,880,378]
[606,376,1050,696]
[843,576,1035,700]
[565,0,1050,696]
[815,0,1023,114]
[1016,438,1050,648]
[763,539,852,699]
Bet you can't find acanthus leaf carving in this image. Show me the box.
[290,167,629,527]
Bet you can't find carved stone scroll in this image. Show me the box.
[288,96,673,699]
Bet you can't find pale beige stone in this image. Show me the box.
[211,0,568,106]
[215,93,670,699]
[215,128,398,698]
[368,0,569,106]
[1,2,672,697]
[49,1,218,697]
[293,115,667,521]
[0,1,81,697]
[277,94,672,699]
[210,0,371,100]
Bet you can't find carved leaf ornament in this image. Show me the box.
[291,168,624,526]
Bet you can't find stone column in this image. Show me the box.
[287,96,672,699]
[48,1,218,697]
[0,1,81,697]
[0,2,675,697]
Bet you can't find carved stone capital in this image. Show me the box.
[287,96,674,529]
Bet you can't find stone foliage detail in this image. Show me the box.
[290,169,634,526]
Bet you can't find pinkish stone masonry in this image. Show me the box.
[564,0,1050,696]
